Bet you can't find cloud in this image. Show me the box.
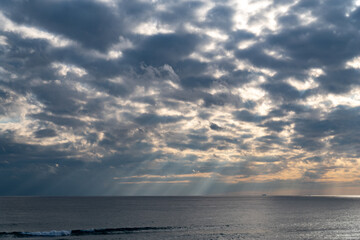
[180,75,216,89]
[123,33,203,67]
[262,120,290,132]
[30,113,86,128]
[210,123,223,131]
[133,113,184,126]
[1,0,360,195]
[34,129,57,138]
[317,69,360,94]
[233,110,265,123]
[262,82,303,102]
[204,5,234,31]
[0,0,153,51]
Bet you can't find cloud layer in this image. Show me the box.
[1,0,360,195]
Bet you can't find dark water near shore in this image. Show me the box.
[1,196,360,239]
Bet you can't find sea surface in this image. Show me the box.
[1,196,360,239]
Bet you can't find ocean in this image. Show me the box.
[1,196,360,239]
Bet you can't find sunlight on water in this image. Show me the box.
[1,196,360,240]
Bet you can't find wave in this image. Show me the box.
[0,226,179,238]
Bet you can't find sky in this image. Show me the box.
[1,0,360,196]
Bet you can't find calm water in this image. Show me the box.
[1,196,360,239]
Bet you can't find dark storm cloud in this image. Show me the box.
[0,0,153,51]
[157,1,204,25]
[133,113,184,126]
[291,137,326,152]
[235,0,360,98]
[0,89,9,100]
[0,31,124,85]
[173,59,208,78]
[267,103,312,118]
[0,131,76,162]
[291,106,360,153]
[167,141,215,151]
[221,69,256,86]
[98,127,146,150]
[256,134,285,147]
[266,27,358,68]
[180,75,216,89]
[123,33,203,67]
[30,113,86,128]
[235,47,292,72]
[224,30,255,51]
[304,156,323,163]
[204,5,234,31]
[31,83,86,115]
[34,129,57,138]
[203,92,244,108]
[91,79,130,97]
[216,161,283,177]
[210,123,223,131]
[0,33,56,88]
[262,120,290,132]
[303,170,324,180]
[233,110,265,123]
[79,97,108,117]
[165,88,245,108]
[212,135,239,144]
[246,156,282,163]
[277,14,300,28]
[262,82,303,101]
[317,69,360,94]
[326,106,360,153]
[0,89,13,116]
[167,130,217,151]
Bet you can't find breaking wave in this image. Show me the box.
[0,226,179,237]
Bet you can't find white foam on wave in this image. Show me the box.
[12,226,175,237]
[20,230,71,236]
